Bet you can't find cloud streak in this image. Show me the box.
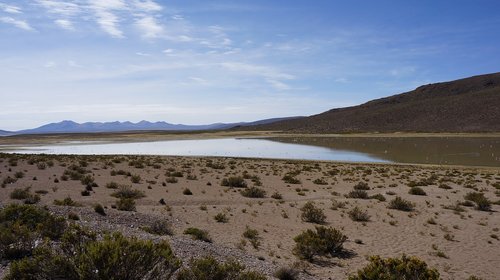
[0,16,34,31]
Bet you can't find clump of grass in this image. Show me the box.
[271,192,283,200]
[242,226,261,249]
[354,182,370,190]
[143,220,173,236]
[184,227,212,242]
[221,176,247,188]
[388,196,415,212]
[409,187,427,196]
[111,186,145,199]
[240,186,266,198]
[116,197,136,211]
[274,266,299,280]
[282,175,301,184]
[331,200,347,210]
[313,178,328,185]
[214,212,229,223]
[348,206,371,222]
[346,190,369,199]
[94,204,106,216]
[464,192,491,211]
[300,201,326,224]
[53,197,80,207]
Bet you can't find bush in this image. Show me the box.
[313,178,328,185]
[10,187,31,200]
[409,186,427,196]
[464,192,491,211]
[369,194,386,201]
[184,227,212,242]
[143,220,173,236]
[348,206,370,222]
[271,192,283,200]
[105,181,119,189]
[183,188,193,195]
[282,175,301,184]
[177,256,266,280]
[388,197,415,212]
[221,176,247,188]
[300,201,326,224]
[94,204,106,216]
[274,266,299,280]
[348,255,440,280]
[6,232,181,280]
[0,204,66,260]
[111,185,145,199]
[214,212,229,223]
[346,190,369,199]
[116,198,136,211]
[53,197,81,207]
[240,187,266,198]
[354,182,370,190]
[293,226,347,261]
[242,226,261,249]
[131,174,142,183]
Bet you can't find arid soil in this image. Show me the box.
[1,153,499,279]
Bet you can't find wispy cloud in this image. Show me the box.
[132,0,162,12]
[93,9,124,38]
[54,19,74,31]
[35,0,81,16]
[0,3,22,14]
[0,16,34,31]
[135,16,163,38]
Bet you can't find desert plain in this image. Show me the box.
[0,137,499,279]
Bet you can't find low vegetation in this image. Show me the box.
[293,226,347,261]
[348,255,440,280]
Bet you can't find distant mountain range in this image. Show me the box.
[0,117,302,136]
[242,72,500,133]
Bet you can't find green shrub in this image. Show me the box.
[388,197,415,211]
[464,192,491,211]
[105,181,119,189]
[240,187,266,198]
[116,197,136,211]
[6,232,180,280]
[94,204,106,216]
[143,220,173,236]
[0,204,66,260]
[369,194,386,201]
[348,255,440,280]
[184,227,212,242]
[111,185,145,199]
[274,266,299,280]
[300,201,326,224]
[282,175,301,184]
[346,190,369,199]
[353,182,370,190]
[214,212,229,223]
[54,196,81,207]
[293,226,347,261]
[348,206,370,222]
[177,256,266,280]
[221,176,247,188]
[409,186,427,196]
[271,192,283,200]
[10,187,31,200]
[242,226,261,249]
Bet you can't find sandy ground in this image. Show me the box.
[1,153,499,279]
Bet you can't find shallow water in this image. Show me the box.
[1,136,499,167]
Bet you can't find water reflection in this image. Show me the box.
[265,137,500,167]
[2,136,499,167]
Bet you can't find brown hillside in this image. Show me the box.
[244,72,500,133]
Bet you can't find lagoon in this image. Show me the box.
[1,136,499,167]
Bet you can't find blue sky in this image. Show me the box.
[1,0,500,130]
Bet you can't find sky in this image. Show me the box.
[1,0,500,131]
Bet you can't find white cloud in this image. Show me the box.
[89,0,127,10]
[35,0,80,16]
[267,79,291,91]
[135,16,163,38]
[54,19,74,30]
[135,52,150,56]
[220,62,294,80]
[0,16,33,31]
[0,3,22,14]
[94,9,124,38]
[133,0,162,12]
